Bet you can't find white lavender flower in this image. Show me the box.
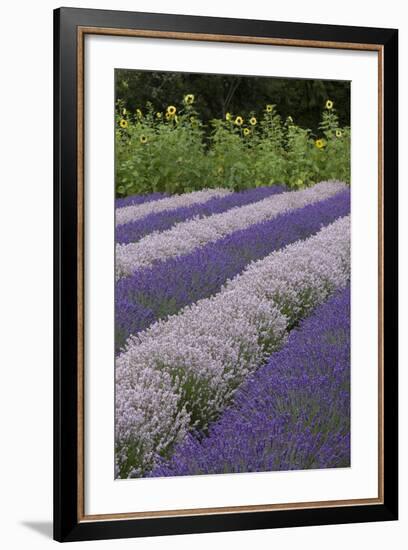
[116,215,350,476]
[116,188,231,226]
[115,364,190,475]
[116,181,347,277]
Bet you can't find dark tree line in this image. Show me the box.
[116,69,350,132]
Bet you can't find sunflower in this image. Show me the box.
[119,119,128,129]
[156,112,162,119]
[136,108,143,118]
[234,116,244,126]
[249,117,257,126]
[184,94,195,105]
[325,99,334,110]
[287,116,293,123]
[167,105,177,116]
[165,112,171,121]
[315,139,325,149]
[140,135,148,144]
[225,112,232,121]
[336,129,343,138]
[122,108,127,115]
[266,104,273,113]
[243,128,251,136]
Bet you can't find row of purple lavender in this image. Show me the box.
[116,181,346,276]
[115,191,167,209]
[115,185,285,244]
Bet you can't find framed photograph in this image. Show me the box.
[54,7,398,542]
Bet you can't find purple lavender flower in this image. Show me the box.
[116,188,231,226]
[116,185,286,244]
[115,189,350,353]
[151,286,350,477]
[115,191,168,209]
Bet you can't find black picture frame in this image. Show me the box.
[54,7,398,542]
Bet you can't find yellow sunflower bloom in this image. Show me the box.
[122,108,127,115]
[336,129,343,138]
[119,119,128,129]
[249,117,257,126]
[167,105,177,116]
[325,99,334,110]
[136,108,143,118]
[184,94,195,105]
[266,104,273,113]
[315,139,325,149]
[225,112,232,121]
[234,116,244,126]
[156,112,162,119]
[243,128,251,136]
[140,135,148,144]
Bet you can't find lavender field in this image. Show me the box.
[114,182,351,479]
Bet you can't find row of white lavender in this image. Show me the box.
[116,180,347,278]
[116,215,351,477]
[116,188,231,226]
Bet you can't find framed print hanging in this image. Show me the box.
[54,7,398,542]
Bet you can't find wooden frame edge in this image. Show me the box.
[78,25,383,51]
[377,45,385,503]
[77,24,85,522]
[78,497,382,523]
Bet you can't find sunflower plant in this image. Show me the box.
[115,95,350,197]
[207,118,252,191]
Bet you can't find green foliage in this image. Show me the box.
[207,119,251,191]
[115,97,350,197]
